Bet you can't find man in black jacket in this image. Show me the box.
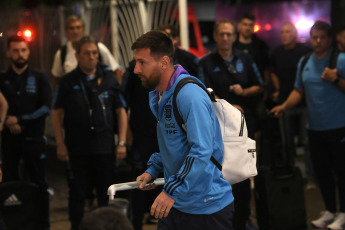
[0,35,52,230]
[52,36,127,230]
[234,13,269,82]
[199,19,263,230]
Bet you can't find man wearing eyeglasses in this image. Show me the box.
[198,18,263,230]
[51,15,122,89]
[51,36,127,230]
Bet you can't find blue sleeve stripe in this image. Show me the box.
[22,105,51,121]
[164,156,195,195]
[118,93,127,108]
[252,63,264,85]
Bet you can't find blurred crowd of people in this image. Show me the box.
[0,11,344,230]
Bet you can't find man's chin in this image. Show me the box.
[141,81,155,91]
[141,82,152,90]
[13,61,28,69]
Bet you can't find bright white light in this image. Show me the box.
[295,18,314,31]
[24,30,32,38]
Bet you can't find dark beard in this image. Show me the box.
[139,71,160,91]
[142,79,158,91]
[12,58,28,69]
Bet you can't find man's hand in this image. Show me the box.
[321,67,338,83]
[0,167,3,182]
[229,84,244,96]
[136,172,156,190]
[272,90,280,102]
[270,105,285,117]
[8,124,22,135]
[151,191,175,219]
[5,116,22,134]
[116,145,126,161]
[5,116,18,127]
[57,143,69,162]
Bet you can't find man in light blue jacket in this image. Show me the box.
[132,30,234,230]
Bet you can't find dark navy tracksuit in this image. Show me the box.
[0,66,52,230]
[199,49,263,138]
[53,63,126,230]
[199,49,263,230]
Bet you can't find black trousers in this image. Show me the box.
[309,127,345,213]
[232,179,251,230]
[67,154,115,230]
[130,135,160,230]
[0,209,6,230]
[1,133,50,230]
[157,202,234,230]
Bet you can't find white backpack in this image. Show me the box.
[173,77,257,184]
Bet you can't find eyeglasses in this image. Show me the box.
[217,32,234,38]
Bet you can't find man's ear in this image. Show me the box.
[161,56,170,69]
[237,22,241,31]
[173,37,179,46]
[233,32,237,41]
[75,53,79,61]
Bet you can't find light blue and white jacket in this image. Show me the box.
[146,65,234,214]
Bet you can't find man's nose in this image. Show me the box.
[133,63,140,74]
[19,51,26,57]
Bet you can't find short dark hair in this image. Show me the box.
[310,20,332,37]
[79,206,134,230]
[131,30,174,61]
[7,35,27,50]
[65,14,85,31]
[76,36,98,54]
[157,24,179,38]
[240,12,255,22]
[214,18,237,34]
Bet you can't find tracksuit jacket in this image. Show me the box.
[146,65,234,214]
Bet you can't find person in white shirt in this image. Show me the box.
[51,15,122,88]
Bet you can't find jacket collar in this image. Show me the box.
[152,64,189,99]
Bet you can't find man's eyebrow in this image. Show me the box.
[134,57,144,61]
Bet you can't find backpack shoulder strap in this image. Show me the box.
[172,77,215,133]
[211,155,222,171]
[60,45,67,68]
[300,52,312,72]
[173,77,221,171]
[329,48,340,69]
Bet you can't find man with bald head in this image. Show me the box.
[269,22,314,187]
[270,22,311,103]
